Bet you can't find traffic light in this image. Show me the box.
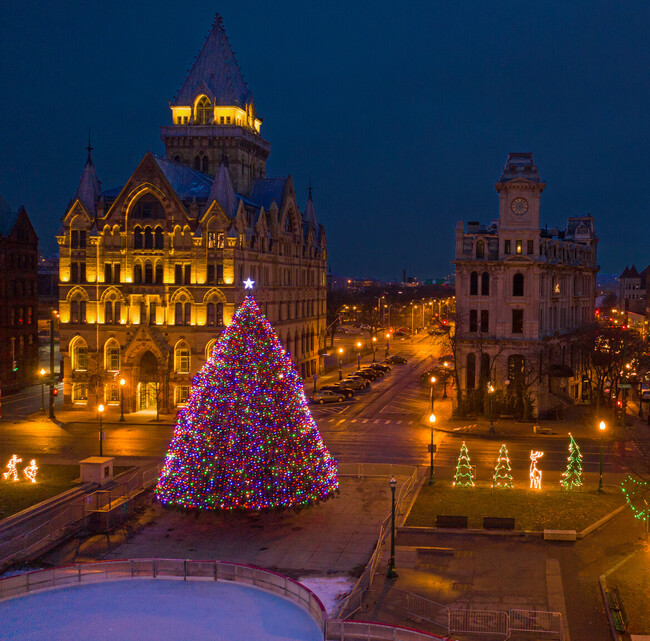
[50,388,59,397]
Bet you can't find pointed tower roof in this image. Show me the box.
[303,187,318,228]
[206,157,237,216]
[73,142,102,216]
[499,152,542,183]
[172,14,253,109]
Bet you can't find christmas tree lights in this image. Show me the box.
[453,441,474,487]
[492,444,513,489]
[560,433,583,490]
[622,475,650,522]
[155,295,338,512]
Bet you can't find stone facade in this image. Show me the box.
[0,199,39,392]
[454,153,598,418]
[617,264,647,315]
[58,16,327,413]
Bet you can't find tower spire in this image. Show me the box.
[86,129,93,164]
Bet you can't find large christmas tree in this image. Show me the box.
[155,295,338,511]
[560,433,583,490]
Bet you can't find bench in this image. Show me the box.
[543,529,577,541]
[483,517,515,530]
[534,425,553,435]
[606,586,630,633]
[436,515,468,529]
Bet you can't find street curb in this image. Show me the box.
[599,549,641,641]
[577,504,627,539]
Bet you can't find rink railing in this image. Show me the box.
[0,559,327,634]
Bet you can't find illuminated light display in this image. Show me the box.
[23,459,38,483]
[3,455,23,481]
[622,475,650,522]
[560,433,583,490]
[492,444,514,489]
[529,451,544,490]
[155,295,338,511]
[453,441,474,487]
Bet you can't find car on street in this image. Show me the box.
[362,365,384,377]
[310,390,345,404]
[437,354,455,369]
[355,369,379,380]
[340,377,370,390]
[642,384,650,400]
[385,355,408,364]
[320,383,354,399]
[368,363,391,372]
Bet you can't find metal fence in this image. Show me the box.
[334,465,420,620]
[0,559,326,634]
[403,590,564,640]
[325,620,446,640]
[0,465,161,569]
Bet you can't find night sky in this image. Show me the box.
[1,1,648,281]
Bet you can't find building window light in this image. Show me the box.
[516,240,522,254]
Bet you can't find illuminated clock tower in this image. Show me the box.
[495,152,544,231]
[160,14,270,194]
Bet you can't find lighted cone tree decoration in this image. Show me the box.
[492,444,514,489]
[560,433,583,490]
[453,441,474,487]
[622,475,650,524]
[155,295,338,511]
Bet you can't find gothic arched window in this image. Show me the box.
[481,272,489,296]
[154,226,164,249]
[134,226,143,249]
[196,96,211,125]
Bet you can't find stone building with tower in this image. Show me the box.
[58,15,327,413]
[454,153,598,418]
[0,198,39,392]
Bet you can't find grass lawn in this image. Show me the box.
[406,480,624,531]
[0,465,80,520]
[608,550,650,634]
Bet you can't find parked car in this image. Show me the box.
[385,355,408,364]
[340,377,370,390]
[310,390,345,404]
[355,369,378,380]
[362,366,384,377]
[437,354,455,369]
[320,383,354,399]
[642,384,650,400]
[368,363,391,372]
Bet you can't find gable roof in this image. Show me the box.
[205,159,237,216]
[172,14,253,110]
[152,155,213,200]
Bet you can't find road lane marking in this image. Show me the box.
[385,420,391,424]
[374,419,380,424]
[351,419,357,423]
[363,419,369,424]
[397,420,402,425]
[408,421,413,425]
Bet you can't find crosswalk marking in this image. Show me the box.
[396,420,402,425]
[374,419,380,424]
[408,420,413,425]
[363,419,368,424]
[385,420,391,424]
[351,419,357,423]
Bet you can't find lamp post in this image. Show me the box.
[385,333,391,358]
[428,413,436,485]
[488,383,495,434]
[338,347,344,381]
[39,368,46,412]
[49,310,57,420]
[411,304,417,334]
[98,404,105,456]
[387,477,398,578]
[372,336,377,362]
[119,378,126,422]
[356,341,362,370]
[598,420,606,492]
[430,376,436,414]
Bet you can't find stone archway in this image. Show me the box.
[138,350,159,411]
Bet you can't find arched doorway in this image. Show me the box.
[138,351,159,411]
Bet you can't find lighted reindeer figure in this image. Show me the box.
[529,451,544,490]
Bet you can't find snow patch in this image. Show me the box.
[297,575,355,616]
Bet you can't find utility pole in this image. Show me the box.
[49,312,56,420]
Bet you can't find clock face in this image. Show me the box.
[511,197,528,216]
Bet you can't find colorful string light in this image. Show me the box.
[155,296,339,511]
[492,444,513,489]
[529,451,544,490]
[622,475,650,522]
[3,455,22,482]
[453,442,474,487]
[560,433,583,490]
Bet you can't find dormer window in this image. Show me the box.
[476,241,484,258]
[132,195,164,220]
[196,96,212,125]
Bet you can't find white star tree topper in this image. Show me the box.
[243,278,255,290]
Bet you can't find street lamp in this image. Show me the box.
[98,404,105,457]
[39,368,46,412]
[598,420,606,492]
[387,477,398,578]
[356,341,362,370]
[430,376,436,414]
[428,413,436,485]
[385,333,391,357]
[488,383,495,434]
[338,347,344,381]
[119,378,126,422]
[49,310,58,420]
[372,336,377,362]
